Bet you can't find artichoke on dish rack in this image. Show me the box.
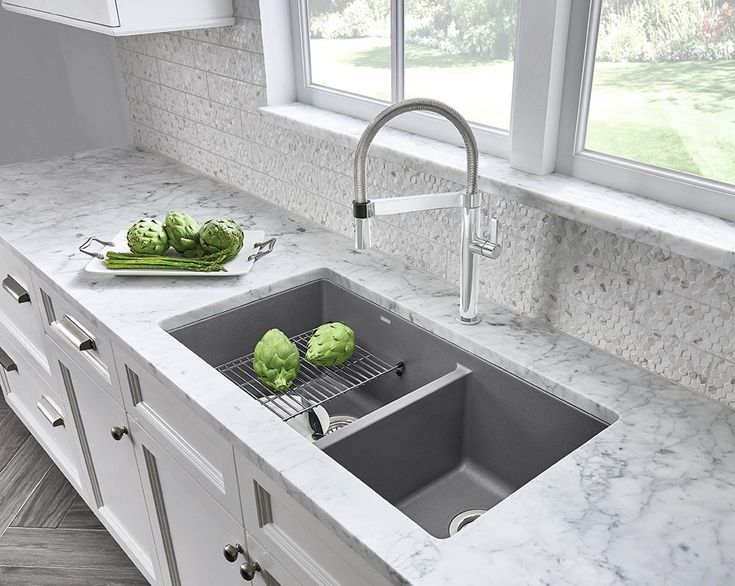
[252,329,300,392]
[306,322,355,366]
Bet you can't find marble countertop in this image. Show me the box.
[1,145,734,585]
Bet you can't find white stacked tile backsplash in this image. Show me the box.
[115,0,735,408]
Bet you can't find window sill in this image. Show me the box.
[261,103,735,272]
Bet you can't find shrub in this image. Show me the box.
[598,0,735,61]
[310,0,390,39]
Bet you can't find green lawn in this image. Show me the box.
[310,37,735,184]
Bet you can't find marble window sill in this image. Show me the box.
[261,103,735,272]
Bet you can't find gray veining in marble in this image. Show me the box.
[0,146,734,585]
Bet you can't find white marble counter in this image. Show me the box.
[1,145,734,585]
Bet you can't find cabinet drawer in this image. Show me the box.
[0,328,80,487]
[35,278,118,400]
[3,0,120,26]
[236,451,391,586]
[118,351,241,519]
[0,243,48,372]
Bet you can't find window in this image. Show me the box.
[294,0,518,156]
[287,0,735,221]
[561,0,735,219]
[584,0,735,185]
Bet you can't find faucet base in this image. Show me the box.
[457,313,482,326]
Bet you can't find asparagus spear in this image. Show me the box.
[105,251,229,272]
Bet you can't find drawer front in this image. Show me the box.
[0,329,80,486]
[0,244,48,372]
[3,0,120,26]
[35,278,119,400]
[118,351,241,519]
[236,452,391,586]
[49,341,161,584]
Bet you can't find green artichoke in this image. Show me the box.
[127,219,169,255]
[164,211,203,257]
[199,219,244,258]
[306,322,355,367]
[253,329,300,392]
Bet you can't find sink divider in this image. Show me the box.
[315,364,472,451]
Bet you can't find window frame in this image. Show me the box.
[287,0,735,222]
[289,0,512,158]
[557,0,735,222]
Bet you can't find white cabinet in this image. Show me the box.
[50,341,163,586]
[129,418,255,586]
[1,0,234,36]
[235,450,392,586]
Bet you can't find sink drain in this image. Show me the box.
[326,415,357,435]
[448,509,487,536]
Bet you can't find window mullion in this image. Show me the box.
[391,0,405,102]
[509,0,572,175]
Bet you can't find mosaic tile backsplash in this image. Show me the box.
[115,0,735,408]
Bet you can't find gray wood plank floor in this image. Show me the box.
[0,393,149,585]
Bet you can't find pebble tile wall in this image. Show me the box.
[115,0,735,408]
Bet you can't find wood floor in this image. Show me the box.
[0,393,149,585]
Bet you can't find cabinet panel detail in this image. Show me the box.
[143,447,182,586]
[59,360,103,508]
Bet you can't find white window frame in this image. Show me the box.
[557,0,735,221]
[289,0,512,158]
[283,0,735,222]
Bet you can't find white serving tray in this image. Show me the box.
[82,230,275,277]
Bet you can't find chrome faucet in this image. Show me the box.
[352,98,501,325]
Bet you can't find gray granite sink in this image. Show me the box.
[168,278,611,538]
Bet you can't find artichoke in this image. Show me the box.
[127,219,169,255]
[199,219,244,258]
[253,329,300,392]
[306,322,355,366]
[164,211,203,257]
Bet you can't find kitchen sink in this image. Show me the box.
[167,278,611,539]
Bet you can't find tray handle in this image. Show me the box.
[248,238,276,262]
[79,237,115,260]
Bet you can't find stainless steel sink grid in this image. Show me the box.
[168,278,613,539]
[215,327,403,421]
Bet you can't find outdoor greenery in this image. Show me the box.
[598,0,735,61]
[307,0,735,183]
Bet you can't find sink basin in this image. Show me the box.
[167,278,612,539]
[168,279,464,421]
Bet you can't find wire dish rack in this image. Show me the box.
[216,328,403,422]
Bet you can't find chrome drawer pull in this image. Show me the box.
[2,275,30,304]
[37,396,64,427]
[0,346,17,372]
[52,315,96,351]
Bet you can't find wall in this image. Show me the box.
[0,9,130,165]
[115,0,735,409]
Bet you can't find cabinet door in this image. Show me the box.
[53,347,161,584]
[2,0,119,26]
[129,418,250,586]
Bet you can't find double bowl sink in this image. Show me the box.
[168,278,611,539]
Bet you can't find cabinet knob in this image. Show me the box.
[240,561,261,581]
[223,543,244,563]
[110,426,129,441]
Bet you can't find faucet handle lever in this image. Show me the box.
[470,216,501,259]
[489,216,500,245]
